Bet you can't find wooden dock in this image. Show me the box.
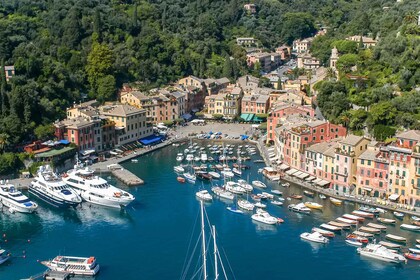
[111,166,144,186]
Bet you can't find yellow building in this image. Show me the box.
[409,143,420,207]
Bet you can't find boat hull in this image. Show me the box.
[358,251,405,264]
[0,196,37,213]
[81,192,133,208]
[29,187,79,208]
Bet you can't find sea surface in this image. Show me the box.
[1,142,419,280]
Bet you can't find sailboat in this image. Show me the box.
[180,201,233,279]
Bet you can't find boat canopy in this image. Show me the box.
[388,194,400,201]
[278,164,289,171]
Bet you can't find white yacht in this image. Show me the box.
[173,166,185,173]
[0,248,10,265]
[357,244,407,264]
[224,181,246,194]
[63,162,135,208]
[183,172,196,183]
[200,153,208,162]
[208,172,221,179]
[232,168,242,176]
[221,168,234,178]
[237,199,255,211]
[237,179,253,192]
[41,255,100,276]
[29,165,82,208]
[211,187,234,200]
[288,203,311,214]
[252,210,278,225]
[176,153,184,162]
[196,190,212,201]
[186,154,194,161]
[0,182,38,213]
[252,180,267,189]
[300,232,329,244]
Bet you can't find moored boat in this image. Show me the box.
[195,190,213,201]
[408,248,420,254]
[304,202,323,210]
[251,180,267,189]
[312,227,335,238]
[0,182,38,213]
[183,172,196,183]
[385,234,407,243]
[174,165,185,173]
[303,190,314,198]
[367,223,387,231]
[404,253,420,261]
[337,217,357,225]
[271,189,282,195]
[352,210,374,219]
[300,232,328,244]
[208,171,221,179]
[251,210,280,225]
[254,202,267,208]
[226,206,244,214]
[400,224,420,232]
[320,223,341,232]
[41,255,100,276]
[224,181,246,194]
[377,217,396,225]
[378,241,401,249]
[289,194,303,200]
[0,248,10,265]
[271,200,283,206]
[196,171,212,181]
[359,226,381,234]
[352,231,373,238]
[393,211,404,219]
[319,194,327,199]
[328,221,351,230]
[346,239,363,247]
[211,187,234,200]
[177,176,186,183]
[346,234,369,244]
[288,203,311,214]
[237,199,255,211]
[343,214,365,222]
[329,197,342,206]
[357,244,407,264]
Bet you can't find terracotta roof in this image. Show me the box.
[359,149,379,161]
[340,135,366,146]
[100,104,146,117]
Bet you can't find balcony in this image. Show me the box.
[335,148,355,157]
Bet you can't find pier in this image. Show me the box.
[111,166,144,186]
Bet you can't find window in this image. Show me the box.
[361,159,365,164]
[367,160,371,166]
[379,181,383,188]
[365,180,369,185]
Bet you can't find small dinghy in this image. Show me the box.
[177,176,186,183]
[227,206,244,214]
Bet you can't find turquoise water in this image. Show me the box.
[1,142,420,279]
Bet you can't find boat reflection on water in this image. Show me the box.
[251,220,278,234]
[301,239,325,253]
[76,203,134,227]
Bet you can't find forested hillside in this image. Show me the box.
[0,0,419,150]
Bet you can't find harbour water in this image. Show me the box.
[1,142,420,279]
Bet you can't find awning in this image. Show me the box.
[388,194,400,201]
[240,113,250,121]
[80,149,95,156]
[270,156,279,162]
[264,167,275,172]
[139,135,164,145]
[247,114,255,121]
[297,172,310,179]
[267,147,275,152]
[182,113,192,120]
[312,178,322,184]
[362,187,372,192]
[317,180,331,187]
[279,164,290,171]
[252,115,263,122]
[268,152,276,158]
[285,168,298,175]
[293,171,303,177]
[59,139,70,145]
[305,176,316,181]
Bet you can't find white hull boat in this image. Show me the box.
[288,203,311,214]
[252,211,279,225]
[41,255,100,276]
[196,190,212,201]
[208,172,221,179]
[300,232,328,244]
[254,202,266,208]
[346,239,363,247]
[400,224,420,232]
[211,187,234,200]
[238,199,255,211]
[183,173,196,183]
[225,181,246,194]
[0,183,38,213]
[252,180,267,189]
[174,166,185,173]
[0,249,10,265]
[176,153,184,161]
[357,244,407,264]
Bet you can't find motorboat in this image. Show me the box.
[300,232,328,244]
[359,206,380,215]
[29,165,82,208]
[174,165,185,173]
[194,156,201,162]
[346,234,368,244]
[237,179,253,192]
[271,190,282,195]
[0,182,38,213]
[271,200,283,206]
[232,168,242,176]
[186,154,194,161]
[251,180,267,189]
[319,194,327,199]
[224,181,246,194]
[385,234,407,243]
[259,192,274,200]
[320,223,341,232]
[377,217,396,225]
[378,241,402,249]
[63,161,135,208]
[0,248,10,265]
[176,153,184,161]
[221,168,235,178]
[359,226,381,234]
[177,177,186,183]
[304,202,323,210]
[237,199,255,211]
[131,159,138,163]
[353,231,374,238]
[393,211,404,219]
[346,239,363,247]
[201,153,208,162]
[211,187,234,200]
[196,190,212,201]
[196,171,212,181]
[252,211,279,225]
[288,203,311,214]
[408,248,420,254]
[336,217,357,225]
[183,172,196,183]
[41,255,100,276]
[400,224,420,232]
[412,216,420,222]
[366,223,387,231]
[251,194,261,201]
[329,197,342,206]
[404,253,420,261]
[352,210,374,218]
[226,206,244,214]
[357,244,407,264]
[329,221,351,230]
[303,190,314,198]
[289,194,303,200]
[312,227,335,238]
[254,202,267,208]
[208,172,221,179]
[343,214,365,222]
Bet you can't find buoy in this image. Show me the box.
[4,239,7,242]
[2,233,6,238]
[23,255,26,258]
[27,239,31,243]
[37,259,40,262]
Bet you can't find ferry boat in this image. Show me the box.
[357,244,407,264]
[41,255,100,276]
[63,161,135,208]
[29,165,82,208]
[0,182,38,213]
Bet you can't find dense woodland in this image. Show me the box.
[0,0,419,173]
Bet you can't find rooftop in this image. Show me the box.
[396,130,420,141]
[100,104,146,117]
[340,135,366,146]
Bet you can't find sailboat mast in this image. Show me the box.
[201,201,207,280]
[213,225,219,280]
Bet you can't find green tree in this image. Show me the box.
[373,125,396,141]
[34,124,55,140]
[336,54,359,73]
[62,7,82,49]
[368,101,397,126]
[86,41,114,95]
[96,75,116,103]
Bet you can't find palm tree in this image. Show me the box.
[403,12,417,24]
[339,113,351,130]
[326,67,336,80]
